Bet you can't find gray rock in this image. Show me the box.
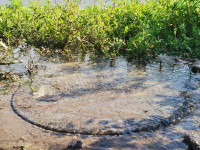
[183,135,200,150]
[191,60,200,73]
[67,140,82,149]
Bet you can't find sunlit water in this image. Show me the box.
[0,45,200,149]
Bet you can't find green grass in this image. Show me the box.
[0,0,200,62]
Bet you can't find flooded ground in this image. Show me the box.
[0,46,199,149]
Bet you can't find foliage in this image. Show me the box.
[0,0,200,61]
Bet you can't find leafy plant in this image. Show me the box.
[0,0,199,61]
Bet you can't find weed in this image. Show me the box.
[0,0,199,61]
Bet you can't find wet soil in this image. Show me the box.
[0,46,199,149]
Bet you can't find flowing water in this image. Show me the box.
[0,45,199,149]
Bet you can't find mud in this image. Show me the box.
[0,46,200,149]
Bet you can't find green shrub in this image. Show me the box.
[0,0,199,61]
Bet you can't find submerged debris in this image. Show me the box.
[158,55,197,65]
[25,57,38,77]
[183,135,200,150]
[0,40,8,50]
[191,61,200,73]
[66,140,83,149]
[0,70,15,82]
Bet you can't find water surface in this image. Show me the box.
[0,46,199,149]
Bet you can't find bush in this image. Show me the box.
[0,0,200,61]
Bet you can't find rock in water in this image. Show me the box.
[191,60,200,73]
[67,140,83,149]
[33,85,55,98]
[183,135,200,150]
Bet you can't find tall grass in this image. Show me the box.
[0,0,200,61]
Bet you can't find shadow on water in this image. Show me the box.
[46,93,199,149]
[10,66,199,134]
[6,46,200,149]
[33,86,199,149]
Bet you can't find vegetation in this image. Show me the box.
[0,0,200,62]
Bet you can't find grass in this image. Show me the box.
[0,0,200,62]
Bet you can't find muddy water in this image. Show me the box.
[0,46,200,149]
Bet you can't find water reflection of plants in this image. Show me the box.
[0,0,200,62]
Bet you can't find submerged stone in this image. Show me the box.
[33,85,56,98]
[183,135,200,150]
[191,60,200,73]
[67,140,83,149]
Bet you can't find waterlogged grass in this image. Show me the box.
[0,0,200,61]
